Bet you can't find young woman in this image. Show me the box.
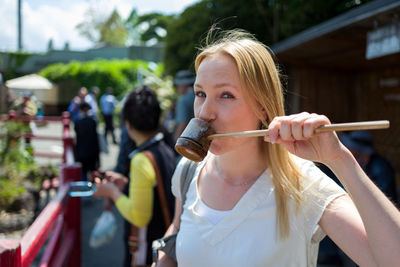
[93,87,176,266]
[156,30,400,267]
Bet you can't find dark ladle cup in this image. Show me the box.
[175,118,215,162]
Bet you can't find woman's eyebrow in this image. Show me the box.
[215,82,236,89]
[194,82,238,90]
[194,83,203,89]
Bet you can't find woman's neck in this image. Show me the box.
[212,143,267,184]
[133,130,158,146]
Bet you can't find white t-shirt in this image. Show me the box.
[171,156,346,267]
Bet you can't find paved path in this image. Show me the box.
[81,133,126,267]
[33,122,126,267]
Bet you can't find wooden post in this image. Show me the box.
[0,82,7,114]
[62,112,71,137]
[61,163,82,267]
[62,112,74,164]
[8,110,16,120]
[0,239,21,267]
[62,136,74,164]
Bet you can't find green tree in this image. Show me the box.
[135,13,174,44]
[124,9,143,45]
[99,9,128,46]
[76,7,173,47]
[163,0,372,75]
[75,5,105,43]
[164,1,214,75]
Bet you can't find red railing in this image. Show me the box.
[0,111,81,267]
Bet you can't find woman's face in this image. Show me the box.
[194,53,262,155]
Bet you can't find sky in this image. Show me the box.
[0,0,200,52]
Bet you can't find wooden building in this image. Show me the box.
[271,0,400,189]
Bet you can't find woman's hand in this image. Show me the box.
[92,179,119,198]
[104,171,128,191]
[265,112,346,164]
[92,171,127,201]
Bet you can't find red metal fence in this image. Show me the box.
[0,111,82,267]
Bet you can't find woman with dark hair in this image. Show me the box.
[93,86,176,266]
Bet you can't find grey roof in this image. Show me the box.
[271,0,400,54]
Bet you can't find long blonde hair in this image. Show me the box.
[195,29,303,238]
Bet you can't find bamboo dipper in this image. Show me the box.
[175,118,390,162]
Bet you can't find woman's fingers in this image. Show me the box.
[303,114,330,138]
[265,116,281,143]
[264,113,330,143]
[290,112,311,140]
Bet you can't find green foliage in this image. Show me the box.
[76,7,173,47]
[0,121,59,210]
[0,51,33,80]
[134,12,174,43]
[39,59,155,98]
[163,0,372,75]
[39,59,176,114]
[164,1,213,75]
[99,9,128,47]
[139,67,178,111]
[0,121,33,169]
[0,121,33,209]
[0,178,25,209]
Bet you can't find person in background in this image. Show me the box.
[6,90,16,111]
[74,102,100,181]
[173,70,196,142]
[93,87,176,266]
[100,87,118,145]
[13,91,37,117]
[11,91,38,145]
[68,87,88,122]
[86,86,100,120]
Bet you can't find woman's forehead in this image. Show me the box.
[197,54,238,78]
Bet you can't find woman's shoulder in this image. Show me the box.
[289,155,346,196]
[171,156,204,199]
[131,152,154,174]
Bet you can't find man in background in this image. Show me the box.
[86,86,100,120]
[68,87,88,122]
[100,87,118,145]
[173,70,195,142]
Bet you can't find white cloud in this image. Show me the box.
[0,0,200,52]
[23,1,93,51]
[0,0,18,51]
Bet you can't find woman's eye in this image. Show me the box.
[195,91,206,98]
[221,92,234,99]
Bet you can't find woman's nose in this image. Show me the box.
[196,98,216,122]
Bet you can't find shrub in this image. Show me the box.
[39,59,177,115]
[40,59,160,98]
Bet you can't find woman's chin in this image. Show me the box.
[209,141,234,156]
[208,143,223,155]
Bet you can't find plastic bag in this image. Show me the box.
[89,210,117,248]
[98,133,109,154]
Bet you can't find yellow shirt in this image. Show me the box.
[115,152,156,227]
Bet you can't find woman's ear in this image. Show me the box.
[261,107,269,123]
[125,120,132,131]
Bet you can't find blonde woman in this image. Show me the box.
[156,29,400,267]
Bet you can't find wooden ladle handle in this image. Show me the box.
[208,120,390,139]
